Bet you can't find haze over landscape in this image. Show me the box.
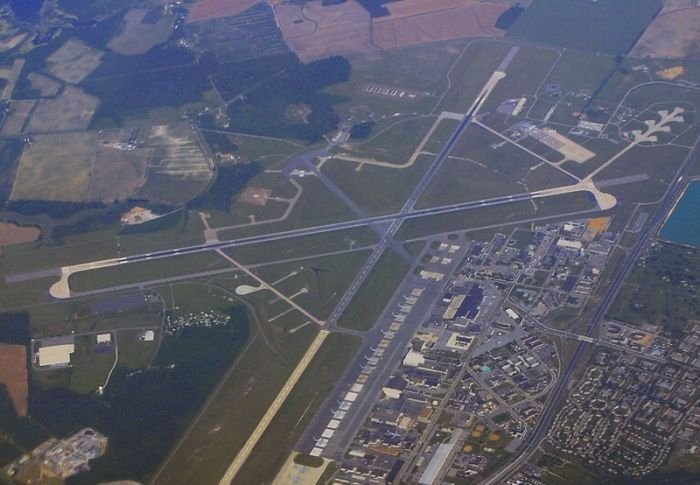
[0,1,699,484]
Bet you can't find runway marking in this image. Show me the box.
[218,330,329,485]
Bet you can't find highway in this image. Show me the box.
[482,132,700,485]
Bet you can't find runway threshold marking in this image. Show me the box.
[218,330,330,485]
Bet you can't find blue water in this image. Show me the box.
[660,181,700,247]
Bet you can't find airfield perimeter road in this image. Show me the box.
[482,132,700,485]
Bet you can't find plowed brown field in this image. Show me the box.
[372,1,508,49]
[0,343,28,417]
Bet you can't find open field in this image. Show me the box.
[335,116,437,165]
[398,192,598,240]
[323,153,434,215]
[152,285,318,485]
[10,131,97,202]
[216,176,357,240]
[107,8,173,55]
[0,343,27,416]
[68,334,116,393]
[609,242,700,337]
[235,332,361,484]
[44,38,104,84]
[276,0,373,62]
[328,39,465,119]
[252,250,371,324]
[26,72,61,97]
[480,45,559,113]
[371,0,507,50]
[0,221,40,247]
[115,328,159,369]
[436,40,515,113]
[186,0,258,23]
[0,58,24,101]
[187,3,289,63]
[9,128,150,204]
[67,251,231,293]
[631,7,700,59]
[88,146,150,203]
[338,249,410,331]
[228,227,378,265]
[25,86,99,133]
[507,0,662,55]
[417,155,525,209]
[1,99,35,135]
[543,49,618,94]
[136,124,212,206]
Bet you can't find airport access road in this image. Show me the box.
[482,124,700,485]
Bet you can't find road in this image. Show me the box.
[482,132,700,485]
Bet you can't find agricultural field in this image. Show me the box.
[0,222,40,248]
[371,0,507,49]
[9,129,156,204]
[186,0,258,23]
[507,0,662,55]
[276,0,373,62]
[24,86,99,133]
[107,8,173,55]
[26,72,61,96]
[631,5,700,59]
[44,38,104,84]
[1,100,36,135]
[10,132,98,202]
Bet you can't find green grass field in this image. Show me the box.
[608,242,700,338]
[544,50,618,93]
[336,115,437,164]
[234,332,361,484]
[68,252,231,293]
[481,45,559,112]
[437,41,515,113]
[152,313,318,485]
[228,227,378,265]
[68,334,115,393]
[322,154,433,215]
[508,0,661,55]
[337,249,410,331]
[252,250,371,324]
[399,191,597,240]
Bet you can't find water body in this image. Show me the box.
[660,180,700,248]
